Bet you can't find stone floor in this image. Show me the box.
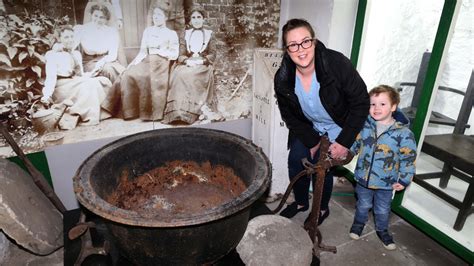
[266,177,469,266]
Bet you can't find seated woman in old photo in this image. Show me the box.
[74,3,125,83]
[41,25,112,126]
[103,6,179,121]
[83,0,123,28]
[162,6,216,125]
[82,0,127,65]
[146,0,185,33]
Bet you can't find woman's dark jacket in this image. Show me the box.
[274,40,369,149]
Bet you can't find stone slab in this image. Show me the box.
[0,159,63,255]
[237,214,313,266]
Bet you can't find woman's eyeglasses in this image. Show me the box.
[286,39,315,53]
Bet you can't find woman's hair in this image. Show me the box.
[282,18,315,47]
[188,6,206,19]
[58,25,74,36]
[152,6,166,18]
[90,4,111,21]
[369,85,400,106]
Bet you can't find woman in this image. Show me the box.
[82,0,127,65]
[274,19,369,223]
[41,25,112,126]
[162,6,216,125]
[74,4,125,83]
[83,0,123,28]
[103,6,179,121]
[146,0,185,32]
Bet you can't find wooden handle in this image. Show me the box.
[0,122,66,213]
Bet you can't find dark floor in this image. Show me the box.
[266,177,470,266]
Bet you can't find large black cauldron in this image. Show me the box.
[73,128,271,265]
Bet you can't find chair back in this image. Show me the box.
[411,51,431,108]
[454,70,474,134]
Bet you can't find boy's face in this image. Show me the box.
[370,92,397,124]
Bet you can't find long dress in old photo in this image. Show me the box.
[43,50,111,125]
[162,28,216,124]
[103,25,179,121]
[74,22,125,83]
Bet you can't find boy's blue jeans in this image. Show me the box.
[353,183,393,232]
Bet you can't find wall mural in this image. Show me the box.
[0,0,280,158]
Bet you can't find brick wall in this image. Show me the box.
[192,0,280,76]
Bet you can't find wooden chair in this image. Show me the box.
[396,52,471,129]
[413,70,474,231]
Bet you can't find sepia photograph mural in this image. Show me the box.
[0,0,280,157]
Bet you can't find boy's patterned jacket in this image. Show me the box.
[350,113,417,190]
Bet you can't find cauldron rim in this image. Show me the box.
[73,127,271,227]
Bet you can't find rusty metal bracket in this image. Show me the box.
[69,212,109,266]
[273,136,353,257]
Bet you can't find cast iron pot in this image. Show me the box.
[73,128,271,265]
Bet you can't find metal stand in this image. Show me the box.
[273,136,353,257]
[68,212,109,266]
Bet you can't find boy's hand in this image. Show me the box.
[392,183,405,191]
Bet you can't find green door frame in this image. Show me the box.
[347,0,473,263]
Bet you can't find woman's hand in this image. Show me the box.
[185,58,204,67]
[329,142,348,160]
[94,59,105,71]
[128,54,146,68]
[40,95,51,104]
[310,142,320,159]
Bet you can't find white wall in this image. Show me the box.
[327,0,359,57]
[279,0,358,57]
[358,0,444,89]
[279,0,330,46]
[358,0,473,135]
[429,0,474,135]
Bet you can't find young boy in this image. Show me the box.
[349,85,417,250]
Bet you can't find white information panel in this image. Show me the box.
[252,49,289,196]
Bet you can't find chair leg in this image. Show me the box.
[439,164,453,189]
[453,181,474,231]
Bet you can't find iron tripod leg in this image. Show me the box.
[302,158,337,257]
[271,159,337,257]
[272,136,353,257]
[68,211,110,266]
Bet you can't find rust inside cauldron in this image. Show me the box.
[107,160,247,216]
